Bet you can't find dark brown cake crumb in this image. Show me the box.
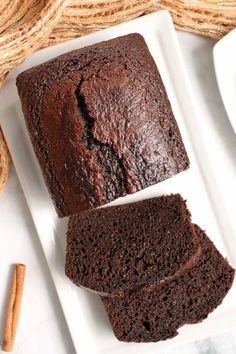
[102,225,235,342]
[65,194,200,296]
[16,33,189,217]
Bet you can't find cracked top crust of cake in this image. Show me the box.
[16,33,189,217]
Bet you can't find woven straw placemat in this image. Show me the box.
[0,0,236,192]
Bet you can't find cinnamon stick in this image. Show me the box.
[2,264,26,352]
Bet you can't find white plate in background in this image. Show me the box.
[213,28,236,134]
[0,11,236,354]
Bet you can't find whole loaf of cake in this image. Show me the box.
[16,33,189,217]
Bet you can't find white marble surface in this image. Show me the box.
[1,30,236,354]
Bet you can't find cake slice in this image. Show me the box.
[102,225,235,342]
[65,194,200,296]
[16,33,189,217]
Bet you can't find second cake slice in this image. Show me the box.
[102,225,235,342]
[65,194,200,296]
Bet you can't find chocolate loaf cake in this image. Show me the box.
[102,225,235,342]
[16,33,189,217]
[65,194,200,296]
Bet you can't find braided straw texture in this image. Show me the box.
[0,0,235,192]
[0,129,10,193]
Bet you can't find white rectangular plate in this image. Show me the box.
[1,11,236,354]
[213,28,236,134]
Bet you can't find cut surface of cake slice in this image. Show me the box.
[102,225,235,342]
[65,194,200,296]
